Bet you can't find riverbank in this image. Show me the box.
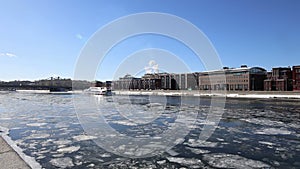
[2,89,300,99]
[0,127,41,169]
[114,90,300,99]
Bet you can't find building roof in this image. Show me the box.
[200,67,266,75]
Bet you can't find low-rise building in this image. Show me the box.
[141,73,162,90]
[264,67,293,91]
[172,73,199,90]
[292,65,300,91]
[199,66,267,91]
[112,74,141,90]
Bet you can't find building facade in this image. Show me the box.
[141,73,162,90]
[292,65,300,91]
[112,74,141,90]
[199,66,267,91]
[111,65,300,92]
[264,67,293,91]
[112,72,199,91]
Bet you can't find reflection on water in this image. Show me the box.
[0,92,299,168]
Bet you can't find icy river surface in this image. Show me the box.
[0,92,299,168]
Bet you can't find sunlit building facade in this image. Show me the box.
[292,65,300,91]
[199,66,267,91]
[264,67,293,91]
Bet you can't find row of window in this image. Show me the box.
[200,84,249,90]
[227,75,249,79]
[200,79,249,83]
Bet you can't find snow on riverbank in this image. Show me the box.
[114,90,300,99]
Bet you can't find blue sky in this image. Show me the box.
[0,0,299,81]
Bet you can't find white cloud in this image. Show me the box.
[0,52,17,58]
[76,33,83,40]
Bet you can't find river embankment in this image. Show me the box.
[0,126,41,169]
[114,90,300,99]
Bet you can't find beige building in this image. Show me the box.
[199,66,267,91]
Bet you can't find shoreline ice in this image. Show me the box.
[114,90,300,99]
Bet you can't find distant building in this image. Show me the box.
[112,74,141,90]
[292,65,300,91]
[157,73,199,90]
[158,73,176,90]
[264,67,293,91]
[93,81,104,87]
[72,80,93,90]
[199,66,267,91]
[141,74,161,90]
[110,65,300,92]
[36,77,72,88]
[113,73,197,91]
[164,73,198,90]
[186,73,199,90]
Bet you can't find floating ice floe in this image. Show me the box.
[216,138,225,142]
[255,128,291,135]
[53,139,73,145]
[87,163,95,167]
[74,155,83,160]
[258,141,275,146]
[27,133,51,139]
[55,122,70,128]
[166,149,180,156]
[0,117,12,120]
[36,155,46,160]
[26,123,48,127]
[50,157,74,168]
[241,118,287,128]
[157,160,166,165]
[57,146,80,153]
[110,120,138,126]
[52,154,64,158]
[203,153,270,169]
[73,135,97,141]
[186,147,210,154]
[74,161,83,166]
[167,157,204,168]
[100,153,111,158]
[184,139,218,148]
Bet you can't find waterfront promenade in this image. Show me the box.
[0,136,31,169]
[0,127,41,169]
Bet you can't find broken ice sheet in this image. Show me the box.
[57,146,80,153]
[186,147,210,154]
[50,157,74,168]
[72,135,97,141]
[26,123,47,127]
[255,128,292,135]
[203,153,270,169]
[183,139,218,148]
[167,157,205,168]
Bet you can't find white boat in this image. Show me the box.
[84,87,107,95]
[84,87,112,96]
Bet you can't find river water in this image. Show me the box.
[0,92,299,168]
